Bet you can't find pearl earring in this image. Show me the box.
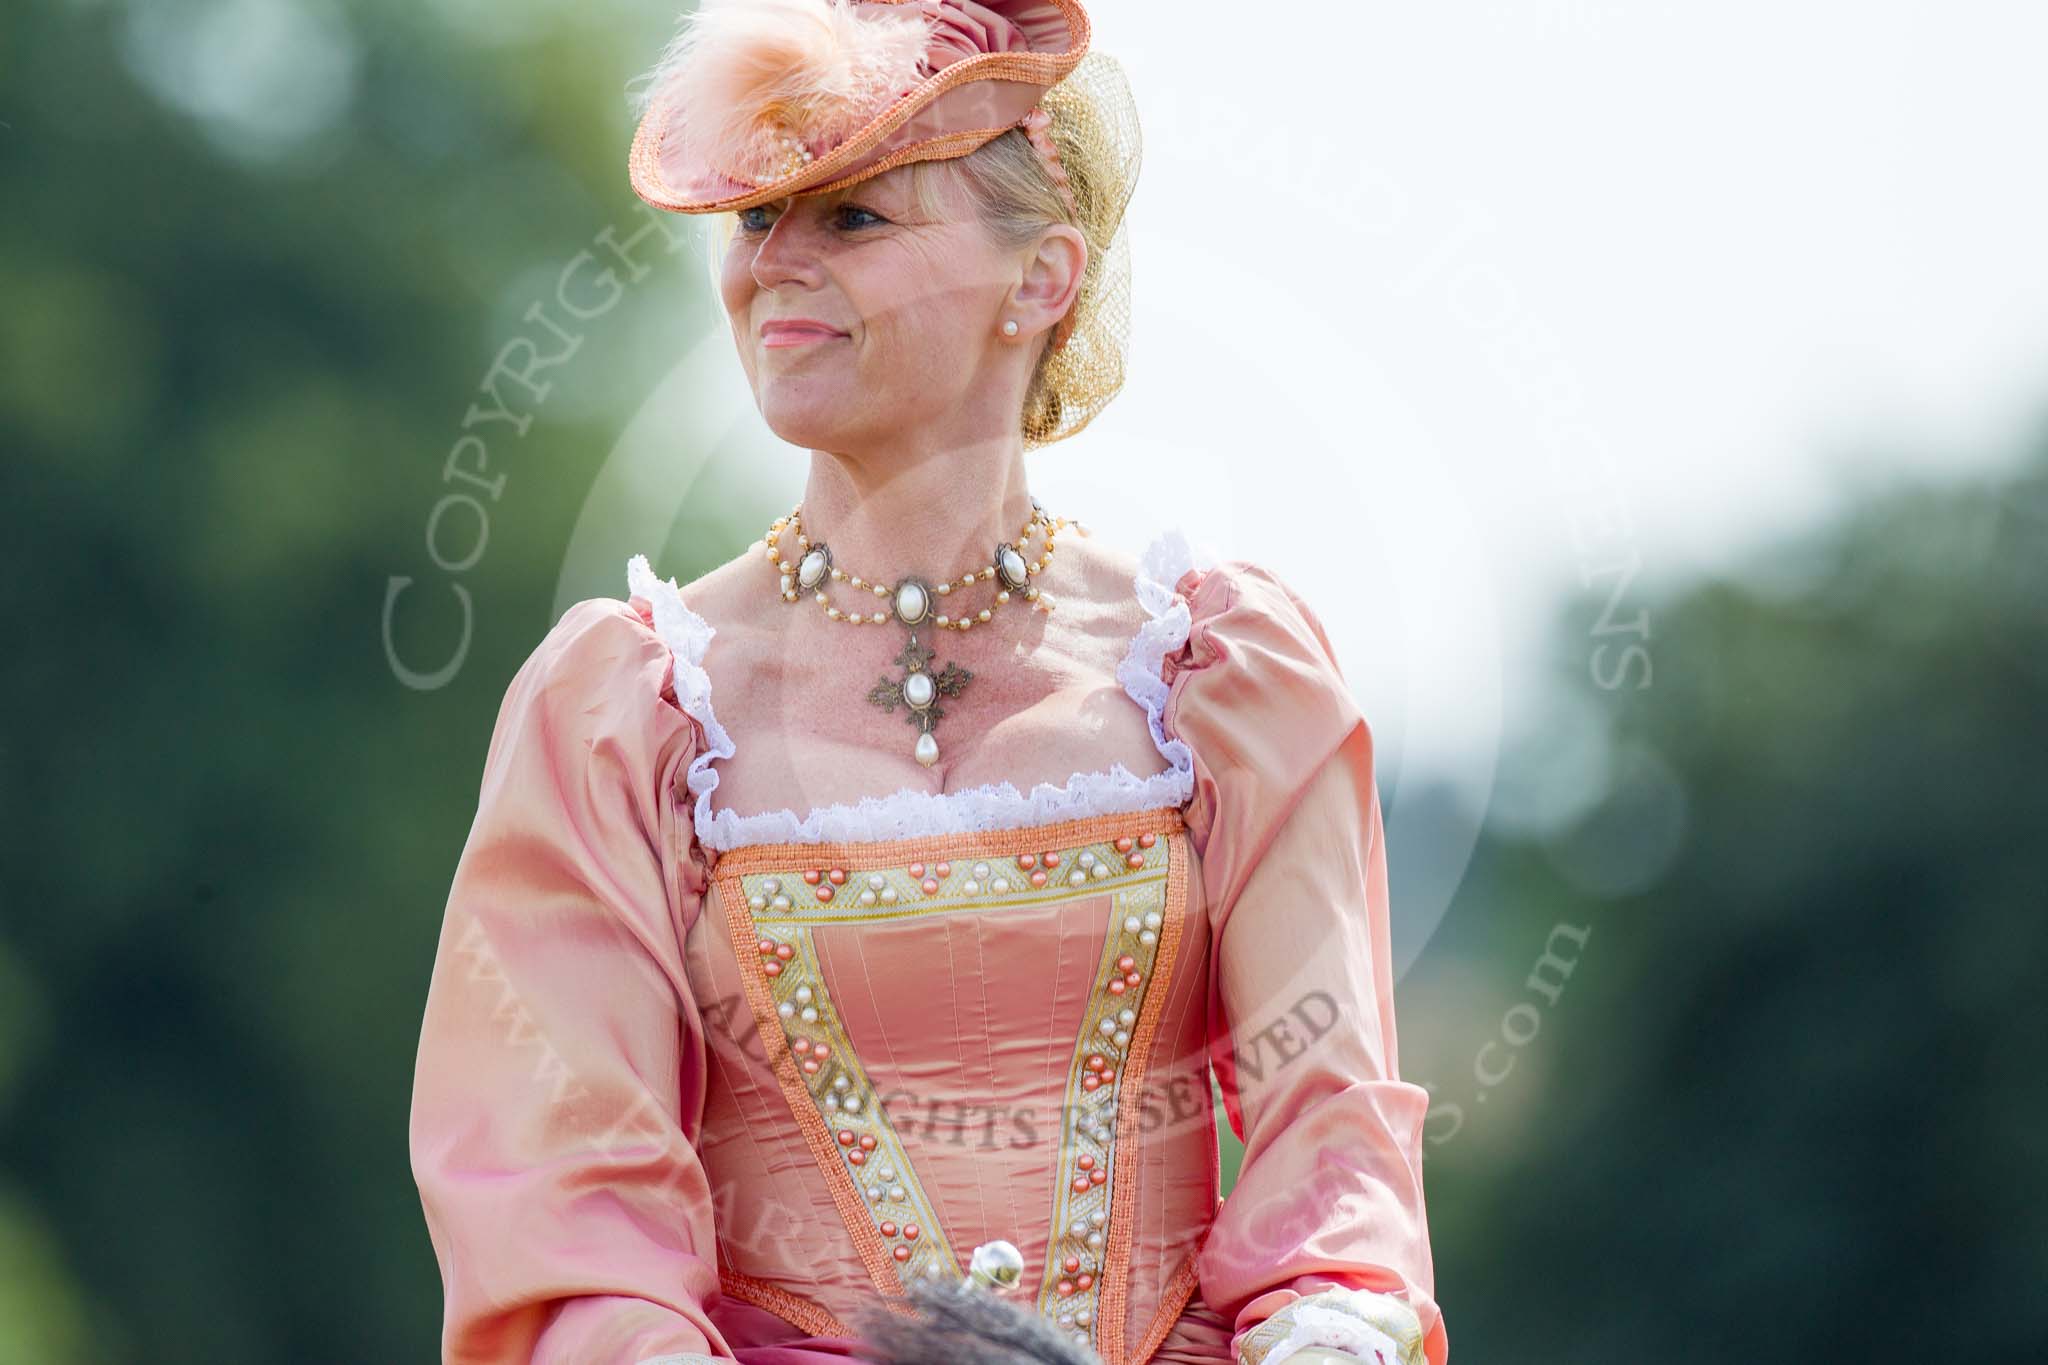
[1002,319,1019,337]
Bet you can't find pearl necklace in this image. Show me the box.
[757,500,1066,767]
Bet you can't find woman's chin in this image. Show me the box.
[758,394,872,452]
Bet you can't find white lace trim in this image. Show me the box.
[625,528,1219,852]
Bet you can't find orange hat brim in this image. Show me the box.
[630,0,1091,214]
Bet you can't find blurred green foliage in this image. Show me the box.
[1398,445,2048,1361]
[3,2,2043,1362]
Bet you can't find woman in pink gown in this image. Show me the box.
[408,4,1448,1364]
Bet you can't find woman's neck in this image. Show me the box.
[796,439,1038,588]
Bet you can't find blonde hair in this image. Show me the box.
[912,129,1079,439]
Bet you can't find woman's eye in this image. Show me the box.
[735,203,885,236]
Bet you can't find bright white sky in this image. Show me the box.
[1028,0,2048,788]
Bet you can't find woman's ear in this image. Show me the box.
[1012,225,1087,339]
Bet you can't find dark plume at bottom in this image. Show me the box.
[856,1278,1103,1365]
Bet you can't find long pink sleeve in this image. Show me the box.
[409,598,730,1364]
[1165,563,1448,1365]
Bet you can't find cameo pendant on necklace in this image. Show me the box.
[863,575,973,766]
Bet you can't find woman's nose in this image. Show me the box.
[750,210,824,291]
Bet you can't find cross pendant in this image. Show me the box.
[865,631,974,767]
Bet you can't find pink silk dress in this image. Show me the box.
[409,531,1448,1365]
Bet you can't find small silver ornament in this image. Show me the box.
[894,577,931,626]
[797,545,831,590]
[967,1239,1024,1290]
[995,543,1029,590]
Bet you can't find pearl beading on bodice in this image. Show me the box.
[708,808,1192,1357]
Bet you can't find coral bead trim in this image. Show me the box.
[1236,1285,1430,1365]
[736,830,1169,929]
[626,526,1218,852]
[712,807,1187,1354]
[1035,829,1184,1361]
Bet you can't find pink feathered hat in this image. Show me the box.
[628,0,1091,214]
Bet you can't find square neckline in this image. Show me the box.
[626,527,1216,852]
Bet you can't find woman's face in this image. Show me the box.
[718,164,1025,454]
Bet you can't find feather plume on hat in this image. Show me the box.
[636,0,937,186]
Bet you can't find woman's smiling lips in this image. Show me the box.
[760,318,850,349]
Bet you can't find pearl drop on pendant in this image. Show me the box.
[914,731,940,767]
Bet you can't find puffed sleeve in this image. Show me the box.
[1164,562,1448,1365]
[408,596,729,1364]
